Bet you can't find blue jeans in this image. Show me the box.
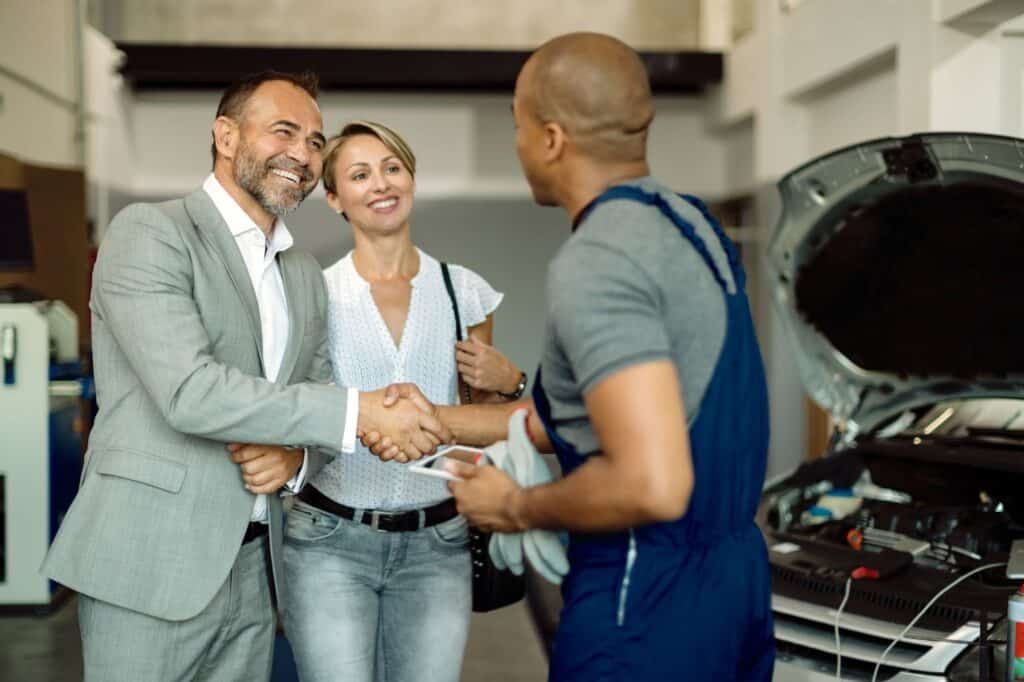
[281,499,471,682]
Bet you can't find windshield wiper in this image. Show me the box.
[891,432,1024,448]
[965,427,1024,441]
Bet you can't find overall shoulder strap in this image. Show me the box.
[581,185,741,292]
[679,194,744,289]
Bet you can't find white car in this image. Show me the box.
[762,132,1024,681]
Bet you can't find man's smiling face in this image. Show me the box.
[230,80,325,217]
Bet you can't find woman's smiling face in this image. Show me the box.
[327,133,415,233]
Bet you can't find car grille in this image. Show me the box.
[773,564,977,631]
[772,590,978,677]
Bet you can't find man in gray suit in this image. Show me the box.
[42,71,449,681]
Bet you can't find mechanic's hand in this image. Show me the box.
[228,443,303,494]
[446,459,527,533]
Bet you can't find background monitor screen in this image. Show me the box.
[0,189,33,271]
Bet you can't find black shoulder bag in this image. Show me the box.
[440,262,526,612]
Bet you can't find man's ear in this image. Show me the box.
[542,121,566,163]
[213,116,239,161]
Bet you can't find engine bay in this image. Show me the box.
[759,401,1024,631]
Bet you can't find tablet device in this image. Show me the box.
[408,445,488,482]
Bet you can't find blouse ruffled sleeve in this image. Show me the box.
[452,264,504,330]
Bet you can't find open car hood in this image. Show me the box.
[769,133,1024,438]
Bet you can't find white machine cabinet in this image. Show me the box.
[0,300,80,609]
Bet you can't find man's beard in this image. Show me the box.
[234,141,315,218]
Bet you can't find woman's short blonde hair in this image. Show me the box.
[321,120,417,193]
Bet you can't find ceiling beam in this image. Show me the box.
[116,43,723,94]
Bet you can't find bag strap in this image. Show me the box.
[440,262,463,342]
[441,262,472,404]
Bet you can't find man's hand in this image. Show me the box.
[455,336,522,395]
[357,383,452,462]
[445,460,527,533]
[228,443,303,494]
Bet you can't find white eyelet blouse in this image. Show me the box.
[311,248,503,511]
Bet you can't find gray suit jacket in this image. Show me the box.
[42,188,347,621]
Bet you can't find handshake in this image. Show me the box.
[357,382,453,463]
[230,383,452,494]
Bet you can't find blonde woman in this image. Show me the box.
[281,121,525,682]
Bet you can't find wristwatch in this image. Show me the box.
[499,371,528,401]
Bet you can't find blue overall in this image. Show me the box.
[533,186,775,681]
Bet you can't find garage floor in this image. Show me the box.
[0,594,548,681]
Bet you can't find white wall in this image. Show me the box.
[801,52,899,158]
[0,0,83,168]
[0,3,133,238]
[711,0,1024,186]
[116,91,726,201]
[84,25,134,237]
[102,0,700,50]
[704,0,1024,476]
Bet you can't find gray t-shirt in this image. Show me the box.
[539,177,732,457]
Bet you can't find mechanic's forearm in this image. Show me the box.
[513,455,682,532]
[437,400,525,445]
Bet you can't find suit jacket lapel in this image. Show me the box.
[183,188,264,369]
[276,252,305,384]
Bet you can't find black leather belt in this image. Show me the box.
[298,485,458,533]
[242,521,268,545]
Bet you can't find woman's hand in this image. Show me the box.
[455,336,523,397]
[227,443,304,494]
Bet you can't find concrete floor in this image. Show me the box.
[0,595,548,681]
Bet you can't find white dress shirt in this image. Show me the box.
[203,174,357,522]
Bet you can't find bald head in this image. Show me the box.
[518,33,654,162]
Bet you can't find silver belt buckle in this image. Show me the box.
[369,510,384,532]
